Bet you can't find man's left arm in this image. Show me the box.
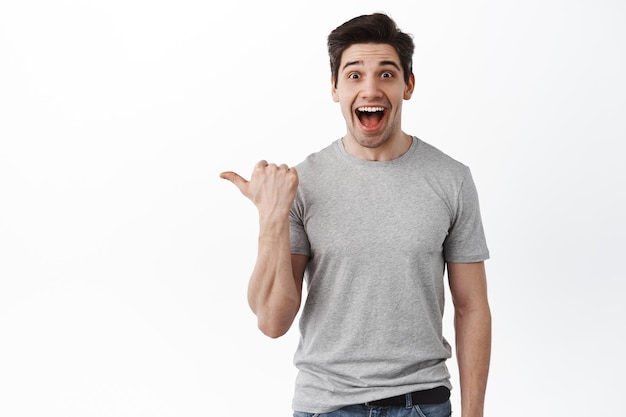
[447,261,491,417]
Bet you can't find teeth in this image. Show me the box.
[357,106,385,113]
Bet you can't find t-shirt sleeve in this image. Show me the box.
[443,167,490,263]
[289,191,311,256]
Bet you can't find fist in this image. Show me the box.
[220,160,299,217]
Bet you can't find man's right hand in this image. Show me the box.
[220,160,304,338]
[219,160,299,219]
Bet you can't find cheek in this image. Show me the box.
[336,94,352,112]
[341,104,354,120]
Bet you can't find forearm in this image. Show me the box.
[454,305,491,417]
[247,216,301,338]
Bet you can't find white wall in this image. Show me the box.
[1,0,624,416]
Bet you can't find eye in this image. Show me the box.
[381,71,394,79]
[348,72,360,80]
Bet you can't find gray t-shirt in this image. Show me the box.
[289,137,489,413]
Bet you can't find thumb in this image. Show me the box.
[219,171,248,192]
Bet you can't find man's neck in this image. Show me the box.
[342,132,412,161]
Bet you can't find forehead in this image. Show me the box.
[339,43,400,69]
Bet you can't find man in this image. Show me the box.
[220,13,491,417]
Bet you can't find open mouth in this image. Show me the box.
[356,106,386,130]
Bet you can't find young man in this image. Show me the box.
[220,13,491,417]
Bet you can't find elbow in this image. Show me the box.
[257,318,290,339]
[250,298,300,339]
[259,325,288,339]
[254,306,296,339]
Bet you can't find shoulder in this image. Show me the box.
[414,138,471,181]
[293,140,341,180]
[416,138,467,169]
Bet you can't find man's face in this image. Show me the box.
[332,43,414,151]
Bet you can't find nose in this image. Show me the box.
[361,76,383,99]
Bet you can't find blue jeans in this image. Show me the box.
[293,399,451,417]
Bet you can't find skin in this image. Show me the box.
[220,42,491,417]
[219,160,304,338]
[331,43,415,161]
[449,261,491,417]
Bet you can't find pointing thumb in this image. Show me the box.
[219,171,248,192]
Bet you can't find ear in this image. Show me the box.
[331,76,339,102]
[404,73,415,100]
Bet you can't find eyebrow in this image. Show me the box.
[341,60,401,72]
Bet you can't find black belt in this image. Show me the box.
[365,386,450,407]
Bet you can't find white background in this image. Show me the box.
[1,0,624,416]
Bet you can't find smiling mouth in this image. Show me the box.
[356,106,386,129]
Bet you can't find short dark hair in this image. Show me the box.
[327,13,415,87]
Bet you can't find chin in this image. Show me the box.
[355,133,390,149]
